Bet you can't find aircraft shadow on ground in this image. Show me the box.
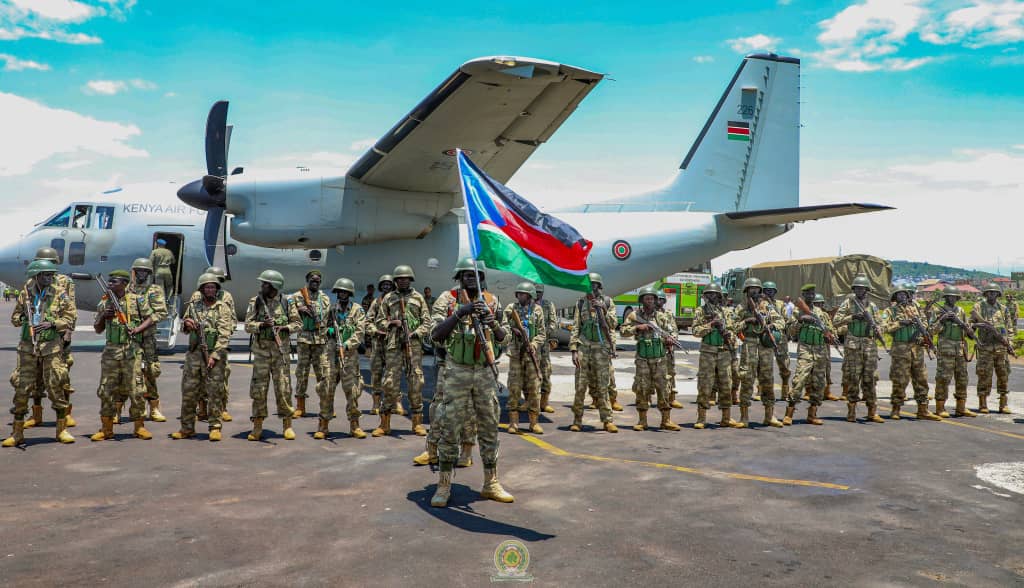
[407,485,556,542]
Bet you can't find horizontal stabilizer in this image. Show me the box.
[719,203,894,226]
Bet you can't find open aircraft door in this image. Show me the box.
[152,231,185,352]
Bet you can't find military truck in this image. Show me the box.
[613,267,713,331]
[721,254,892,309]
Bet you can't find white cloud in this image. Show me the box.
[8,0,96,23]
[0,0,135,45]
[0,53,50,71]
[254,151,358,171]
[163,91,176,98]
[349,137,376,151]
[692,55,715,63]
[727,33,781,53]
[129,78,156,90]
[922,0,1024,47]
[817,0,926,45]
[56,159,93,170]
[83,79,126,95]
[0,91,147,176]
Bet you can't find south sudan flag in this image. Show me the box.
[727,121,750,142]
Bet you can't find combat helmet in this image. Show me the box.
[377,274,394,287]
[197,272,221,290]
[982,282,1002,295]
[703,283,723,295]
[743,277,763,291]
[26,259,57,277]
[534,283,545,293]
[588,272,604,286]
[205,266,227,282]
[34,247,60,262]
[638,286,659,300]
[132,257,154,271]
[890,284,913,301]
[332,278,355,294]
[813,293,826,304]
[392,265,415,281]
[515,281,536,297]
[451,257,485,279]
[942,284,961,298]
[762,280,778,292]
[852,275,872,290]
[258,269,285,290]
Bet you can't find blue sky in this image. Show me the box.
[2,0,1023,273]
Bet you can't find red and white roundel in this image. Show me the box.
[612,240,631,260]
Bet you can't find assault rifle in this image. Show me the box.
[901,302,936,359]
[187,300,213,384]
[94,273,128,325]
[23,285,41,354]
[794,296,844,358]
[851,295,890,353]
[971,313,1017,358]
[459,288,500,380]
[333,301,348,373]
[587,293,617,358]
[397,295,415,373]
[257,295,283,347]
[633,312,689,354]
[510,305,542,374]
[746,293,779,352]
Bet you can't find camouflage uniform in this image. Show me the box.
[970,300,1011,404]
[787,304,834,408]
[133,281,169,401]
[328,300,366,422]
[570,294,617,426]
[883,303,930,408]
[366,295,389,410]
[769,297,792,401]
[1005,297,1018,378]
[711,305,742,401]
[9,284,75,420]
[96,292,152,421]
[620,307,676,414]
[929,303,971,405]
[538,297,558,409]
[292,287,332,410]
[245,294,301,419]
[734,297,786,409]
[376,289,431,416]
[833,295,882,405]
[188,289,236,410]
[20,273,77,419]
[692,304,734,410]
[503,301,546,421]
[180,296,234,432]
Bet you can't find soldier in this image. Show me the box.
[1002,290,1018,406]
[374,265,431,437]
[172,274,234,441]
[3,261,76,447]
[503,281,546,435]
[785,284,835,426]
[657,292,684,409]
[291,270,332,419]
[326,277,367,440]
[929,285,976,418]
[970,283,1013,414]
[883,285,940,421]
[813,294,841,402]
[196,266,236,422]
[244,270,301,441]
[128,258,169,423]
[90,270,155,441]
[762,281,791,404]
[366,274,395,415]
[691,283,740,429]
[833,275,885,423]
[149,238,176,297]
[428,257,513,507]
[535,283,558,413]
[733,278,786,428]
[569,273,618,433]
[621,286,680,431]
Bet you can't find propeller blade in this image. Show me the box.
[202,208,230,277]
[205,100,229,180]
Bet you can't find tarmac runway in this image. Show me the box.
[1,302,1022,586]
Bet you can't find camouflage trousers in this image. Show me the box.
[666,350,678,400]
[427,358,477,446]
[329,342,361,421]
[634,355,669,411]
[975,344,1009,398]
[249,340,295,419]
[774,345,792,401]
[697,344,732,409]
[710,349,741,398]
[739,341,776,407]
[889,342,929,405]
[26,346,75,402]
[11,351,69,419]
[382,341,424,415]
[294,341,330,400]
[934,338,968,402]
[539,343,552,396]
[789,343,828,407]
[573,343,613,423]
[140,332,161,400]
[369,337,386,394]
[181,350,226,431]
[435,362,500,467]
[506,351,541,415]
[842,335,878,404]
[98,347,145,420]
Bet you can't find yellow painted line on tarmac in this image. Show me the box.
[874,402,1024,441]
[515,434,850,490]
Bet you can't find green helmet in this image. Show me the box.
[638,286,659,299]
[392,265,415,281]
[258,269,285,290]
[657,291,667,301]
[982,282,1002,294]
[588,272,603,286]
[890,284,913,300]
[205,266,227,281]
[131,257,154,271]
[26,259,57,277]
[34,247,60,262]
[377,274,394,287]
[332,278,355,294]
[534,283,545,293]
[704,283,723,295]
[514,281,536,297]
[762,281,778,291]
[197,273,221,290]
[743,277,762,291]
[942,285,961,298]
[813,293,825,304]
[851,275,872,290]
[451,257,485,279]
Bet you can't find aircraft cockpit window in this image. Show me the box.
[43,206,71,228]
[72,205,92,229]
[94,206,114,229]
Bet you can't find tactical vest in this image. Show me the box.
[21,289,58,343]
[334,305,356,342]
[577,297,609,343]
[848,318,870,338]
[702,329,725,347]
[299,289,326,331]
[446,290,498,366]
[106,294,143,346]
[256,297,289,342]
[798,318,825,346]
[891,310,916,343]
[513,305,536,340]
[940,321,963,341]
[188,301,219,350]
[635,312,666,358]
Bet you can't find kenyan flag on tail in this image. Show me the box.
[727,121,750,142]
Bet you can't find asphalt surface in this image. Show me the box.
[1,301,1022,587]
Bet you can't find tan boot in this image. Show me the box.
[481,467,514,503]
[314,417,329,440]
[507,410,519,435]
[371,413,390,437]
[292,397,306,418]
[372,393,381,415]
[456,443,473,467]
[866,403,884,423]
[660,409,681,431]
[528,412,543,435]
[917,404,942,421]
[171,428,195,440]
[763,406,783,428]
[349,418,367,439]
[569,416,582,432]
[282,417,296,440]
[65,405,77,428]
[807,405,824,425]
[847,402,857,422]
[2,421,25,447]
[56,418,75,443]
[194,400,205,423]
[246,417,264,441]
[90,416,114,442]
[113,401,124,424]
[633,410,648,431]
[738,406,750,428]
[209,428,222,442]
[541,392,554,413]
[431,470,453,507]
[840,383,849,402]
[412,413,427,437]
[998,395,1012,414]
[781,382,790,402]
[890,404,902,420]
[604,421,619,433]
[782,405,795,426]
[414,442,438,466]
[670,399,684,409]
[394,403,406,417]
[720,407,742,428]
[825,386,839,402]
[133,419,153,440]
[148,399,167,422]
[611,398,624,412]
[221,410,233,422]
[955,398,976,418]
[935,400,950,418]
[978,395,989,414]
[694,407,707,430]
[24,404,43,428]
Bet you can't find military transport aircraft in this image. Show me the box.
[0,53,890,350]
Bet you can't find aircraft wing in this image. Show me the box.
[718,203,894,226]
[347,56,604,193]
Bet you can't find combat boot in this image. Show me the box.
[528,412,544,435]
[807,405,824,426]
[916,404,941,421]
[349,418,367,439]
[660,409,681,431]
[56,418,75,444]
[412,413,427,436]
[314,417,329,440]
[847,402,857,422]
[209,428,222,442]
[604,421,619,433]
[955,398,976,418]
[221,410,233,422]
[541,392,554,413]
[24,404,43,428]
[865,404,884,423]
[65,405,77,427]
[840,384,849,402]
[738,406,750,428]
[171,428,195,440]
[431,469,453,508]
[694,407,707,430]
[978,395,989,414]
[633,410,648,431]
[414,442,438,466]
[372,392,381,415]
[889,404,902,420]
[507,410,519,435]
[825,386,839,402]
[90,416,114,442]
[282,417,296,440]
[935,400,950,418]
[480,467,514,503]
[133,419,153,440]
[782,405,795,426]
[292,397,305,418]
[247,418,264,441]
[195,400,206,422]
[113,400,124,424]
[394,403,406,417]
[148,399,167,422]
[763,406,783,428]
[998,395,1011,414]
[371,413,390,437]
[719,407,742,428]
[453,443,472,467]
[670,398,684,409]
[2,421,25,447]
[611,398,624,412]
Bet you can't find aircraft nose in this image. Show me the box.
[0,236,24,287]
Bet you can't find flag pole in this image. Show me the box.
[455,149,485,299]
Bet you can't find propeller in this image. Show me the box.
[177,101,232,275]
